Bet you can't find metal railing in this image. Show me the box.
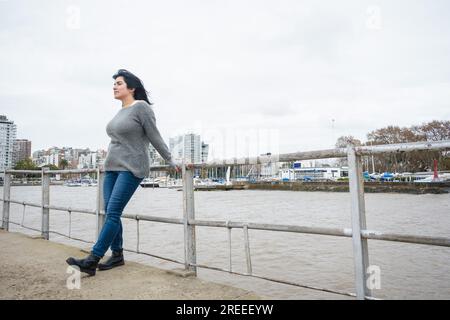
[2,140,450,300]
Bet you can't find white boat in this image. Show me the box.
[225,166,232,186]
[64,178,98,187]
[413,175,447,183]
[154,176,169,188]
[64,180,82,187]
[140,178,159,188]
[166,178,182,191]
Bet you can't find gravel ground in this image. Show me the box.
[0,230,259,300]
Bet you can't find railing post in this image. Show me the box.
[226,221,232,272]
[243,224,253,275]
[41,167,50,240]
[2,171,11,231]
[182,162,197,275]
[347,145,371,299]
[96,167,105,239]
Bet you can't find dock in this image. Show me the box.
[0,230,259,300]
[193,184,246,191]
[246,181,450,194]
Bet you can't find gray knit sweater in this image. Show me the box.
[103,100,175,178]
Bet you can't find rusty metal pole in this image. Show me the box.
[182,162,197,275]
[348,145,371,299]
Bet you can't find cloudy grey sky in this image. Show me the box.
[1,0,449,159]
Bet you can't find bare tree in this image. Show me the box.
[334,136,362,167]
[366,122,450,172]
[335,135,362,148]
[412,120,450,141]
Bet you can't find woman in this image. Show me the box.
[66,69,180,276]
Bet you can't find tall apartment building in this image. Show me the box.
[46,153,59,167]
[0,115,17,172]
[77,152,96,169]
[169,133,203,164]
[13,139,32,164]
[201,142,209,163]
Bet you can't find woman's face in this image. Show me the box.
[113,76,135,100]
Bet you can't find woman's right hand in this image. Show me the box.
[168,159,182,173]
[169,159,195,173]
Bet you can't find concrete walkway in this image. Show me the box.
[0,230,259,300]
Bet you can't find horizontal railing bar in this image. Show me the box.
[148,165,171,171]
[4,169,100,175]
[49,230,94,244]
[356,140,450,156]
[46,169,99,174]
[2,199,185,224]
[361,230,450,247]
[122,213,184,225]
[190,218,353,237]
[8,220,42,233]
[123,248,185,266]
[3,170,43,175]
[190,262,359,298]
[6,199,98,215]
[46,204,96,214]
[6,199,41,208]
[183,149,347,169]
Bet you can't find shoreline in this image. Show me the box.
[193,181,450,194]
[245,181,450,194]
[4,181,450,194]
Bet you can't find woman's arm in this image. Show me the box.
[138,104,177,168]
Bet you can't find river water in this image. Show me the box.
[3,185,450,299]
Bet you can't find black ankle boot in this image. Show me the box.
[66,252,101,276]
[98,249,124,271]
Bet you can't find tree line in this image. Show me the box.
[335,120,450,172]
[13,158,69,171]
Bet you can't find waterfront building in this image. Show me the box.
[280,164,349,181]
[13,139,32,165]
[0,115,17,173]
[170,133,203,164]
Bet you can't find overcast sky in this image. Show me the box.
[1,0,449,160]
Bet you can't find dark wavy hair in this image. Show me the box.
[112,69,152,105]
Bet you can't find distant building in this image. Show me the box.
[0,115,17,172]
[59,147,75,168]
[280,166,349,181]
[96,149,107,168]
[13,139,32,164]
[47,153,60,167]
[41,147,61,168]
[78,152,96,169]
[72,148,90,168]
[169,133,204,164]
[31,146,107,169]
[201,142,209,163]
[32,149,46,167]
[261,162,280,178]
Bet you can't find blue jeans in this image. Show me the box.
[92,171,143,258]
